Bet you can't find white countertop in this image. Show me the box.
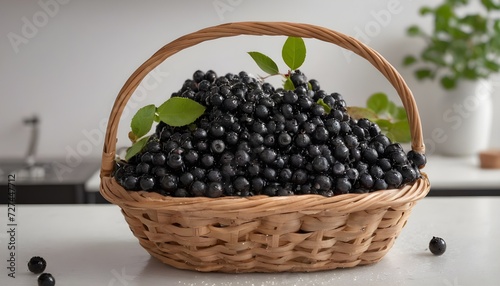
[424,155,500,190]
[1,197,499,285]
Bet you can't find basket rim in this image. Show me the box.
[100,21,426,178]
[100,172,430,215]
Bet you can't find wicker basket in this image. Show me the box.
[100,22,431,273]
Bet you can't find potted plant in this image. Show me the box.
[403,0,500,156]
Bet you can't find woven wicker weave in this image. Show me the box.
[100,22,431,273]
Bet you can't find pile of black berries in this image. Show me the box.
[113,70,426,198]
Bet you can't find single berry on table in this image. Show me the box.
[429,236,446,255]
[37,273,56,286]
[28,256,46,274]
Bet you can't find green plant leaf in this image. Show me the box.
[403,55,417,66]
[128,131,137,143]
[419,6,433,15]
[157,97,206,127]
[462,15,487,33]
[434,9,452,32]
[316,99,332,114]
[307,82,313,91]
[421,47,447,66]
[482,0,500,11]
[407,25,421,36]
[374,119,392,131]
[283,77,295,91]
[367,92,389,114]
[489,34,500,51]
[484,60,500,72]
[463,68,479,79]
[440,76,456,89]
[415,68,433,80]
[494,19,500,33]
[125,136,149,161]
[130,104,156,139]
[247,52,280,75]
[282,37,306,70]
[385,131,397,143]
[347,107,378,121]
[389,120,411,143]
[387,101,399,118]
[394,107,407,121]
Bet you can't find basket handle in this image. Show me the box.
[100,22,425,177]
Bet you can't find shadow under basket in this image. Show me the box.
[99,22,431,273]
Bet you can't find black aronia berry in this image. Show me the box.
[28,256,47,274]
[113,69,425,198]
[37,273,56,286]
[429,236,446,256]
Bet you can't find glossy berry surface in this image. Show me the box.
[429,236,446,255]
[28,256,47,274]
[38,273,56,286]
[114,70,424,198]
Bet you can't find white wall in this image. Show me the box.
[1,0,499,163]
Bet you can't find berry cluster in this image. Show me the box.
[114,70,426,197]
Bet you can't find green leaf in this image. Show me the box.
[407,25,421,36]
[403,55,417,66]
[385,131,397,142]
[307,82,313,91]
[128,131,137,143]
[389,120,411,143]
[466,15,487,32]
[440,76,456,89]
[482,0,500,10]
[247,52,280,75]
[346,107,378,121]
[463,68,479,80]
[375,119,392,131]
[157,97,206,127]
[419,6,433,15]
[484,60,500,72]
[415,68,433,80]
[283,77,295,91]
[125,136,149,161]
[394,107,407,121]
[421,47,447,66]
[366,92,389,114]
[387,101,399,118]
[316,99,332,114]
[131,104,156,139]
[282,37,306,70]
[493,19,500,33]
[435,4,454,20]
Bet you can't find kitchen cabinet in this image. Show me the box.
[0,160,100,204]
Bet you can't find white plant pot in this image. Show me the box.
[435,79,493,156]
